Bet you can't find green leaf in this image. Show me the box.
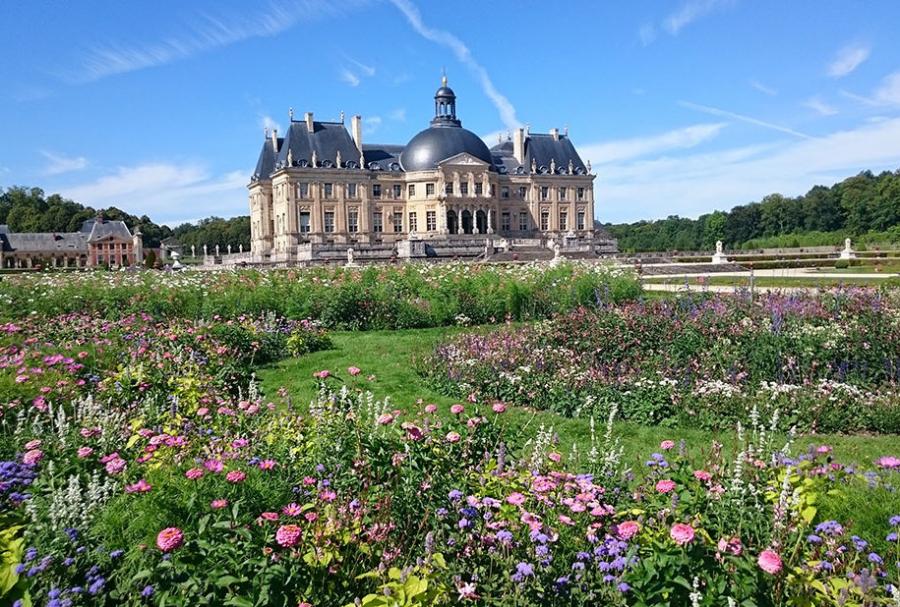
[224,596,254,607]
[217,575,242,587]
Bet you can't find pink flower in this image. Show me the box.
[717,536,743,556]
[298,602,313,607]
[450,404,465,415]
[156,527,184,552]
[758,549,782,574]
[185,467,204,480]
[693,470,712,482]
[275,524,302,548]
[15,375,28,383]
[24,439,42,450]
[424,404,437,414]
[226,470,246,483]
[816,445,832,455]
[259,511,279,522]
[125,479,152,494]
[22,449,43,465]
[670,523,695,545]
[617,521,640,540]
[77,446,94,459]
[877,456,900,469]
[304,512,318,523]
[105,458,126,475]
[548,452,562,463]
[211,499,229,510]
[282,503,302,517]
[491,402,506,414]
[656,479,676,493]
[204,459,224,473]
[506,492,526,506]
[445,431,461,443]
[313,370,330,380]
[196,407,210,417]
[377,413,395,425]
[347,366,361,376]
[660,440,675,450]
[258,459,277,470]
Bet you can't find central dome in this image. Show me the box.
[400,126,493,172]
[399,75,494,172]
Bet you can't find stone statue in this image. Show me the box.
[531,158,537,173]
[287,148,293,167]
[345,247,357,267]
[335,150,342,167]
[840,237,856,260]
[191,245,196,258]
[239,244,243,254]
[568,159,574,175]
[553,242,561,258]
[227,244,232,255]
[311,150,318,167]
[359,153,365,168]
[844,238,852,252]
[712,240,729,264]
[716,240,723,254]
[587,160,592,173]
[203,244,208,256]
[170,251,183,271]
[215,244,220,256]
[550,158,556,174]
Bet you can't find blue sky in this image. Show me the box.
[2,0,900,225]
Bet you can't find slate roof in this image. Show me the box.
[276,121,362,170]
[362,144,405,172]
[489,135,588,176]
[1,231,88,253]
[86,220,132,242]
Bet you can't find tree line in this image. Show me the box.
[604,169,900,252]
[0,186,249,251]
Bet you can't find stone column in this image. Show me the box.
[487,208,494,234]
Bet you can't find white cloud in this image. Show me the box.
[589,117,900,222]
[749,80,777,96]
[638,23,657,46]
[58,163,248,225]
[259,114,282,135]
[827,44,870,78]
[363,116,383,135]
[388,107,407,122]
[346,57,375,77]
[40,151,89,176]
[803,96,838,117]
[679,101,814,139]
[663,0,733,35]
[69,1,364,83]
[872,71,900,106]
[340,68,361,87]
[389,0,520,130]
[581,123,726,165]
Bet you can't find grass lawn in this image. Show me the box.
[257,327,898,470]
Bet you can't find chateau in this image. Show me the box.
[0,218,143,269]
[249,78,605,263]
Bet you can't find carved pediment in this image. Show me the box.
[437,153,491,167]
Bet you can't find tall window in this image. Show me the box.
[559,211,568,231]
[373,212,383,233]
[501,186,510,199]
[540,210,550,231]
[408,184,415,198]
[348,209,359,233]
[408,212,418,232]
[299,211,311,233]
[393,184,403,199]
[426,210,436,231]
[426,183,435,197]
[576,187,585,201]
[540,186,549,201]
[323,183,333,198]
[577,211,585,231]
[474,182,482,196]
[372,184,381,199]
[393,212,403,233]
[445,183,454,195]
[324,211,335,233]
[460,182,468,195]
[347,183,358,198]
[518,186,527,199]
[501,212,511,232]
[519,211,528,231]
[297,183,309,199]
[558,187,567,201]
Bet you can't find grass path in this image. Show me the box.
[257,328,898,470]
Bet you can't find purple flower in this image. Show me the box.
[141,585,155,598]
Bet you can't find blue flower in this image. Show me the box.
[889,515,900,526]
[868,552,883,565]
[617,582,631,592]
[886,532,898,542]
[141,585,155,598]
[448,489,463,501]
[806,534,822,544]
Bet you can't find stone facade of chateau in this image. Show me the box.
[0,218,143,269]
[248,78,605,263]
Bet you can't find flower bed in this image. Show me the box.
[423,290,900,433]
[0,263,640,329]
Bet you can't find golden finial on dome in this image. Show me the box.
[441,66,447,86]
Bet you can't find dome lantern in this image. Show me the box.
[432,74,460,127]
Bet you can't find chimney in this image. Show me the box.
[271,129,278,153]
[305,112,314,133]
[550,127,559,141]
[513,127,525,164]
[351,115,363,153]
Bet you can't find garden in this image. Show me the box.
[1,264,898,607]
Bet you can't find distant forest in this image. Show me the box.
[4,168,900,254]
[0,186,250,251]
[605,169,900,252]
